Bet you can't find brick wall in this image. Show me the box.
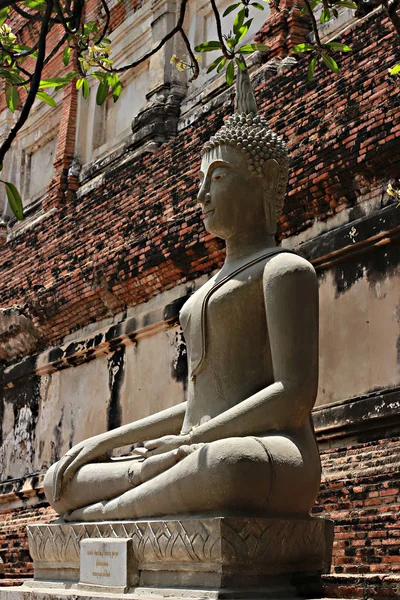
[315,435,400,575]
[0,11,398,345]
[0,502,56,583]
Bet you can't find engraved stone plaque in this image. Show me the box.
[80,538,136,590]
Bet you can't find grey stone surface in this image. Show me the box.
[79,538,137,591]
[0,588,344,600]
[25,516,333,596]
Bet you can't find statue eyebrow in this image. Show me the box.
[198,160,236,181]
[205,161,236,177]
[209,160,234,170]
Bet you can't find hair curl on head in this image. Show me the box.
[201,64,289,233]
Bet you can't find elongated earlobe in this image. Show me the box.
[262,159,279,235]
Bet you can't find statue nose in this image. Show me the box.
[197,184,211,206]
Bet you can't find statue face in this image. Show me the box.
[198,145,263,240]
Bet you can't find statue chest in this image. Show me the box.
[179,271,269,383]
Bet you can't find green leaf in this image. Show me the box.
[238,43,269,53]
[206,55,225,73]
[194,41,222,52]
[112,80,122,102]
[233,7,245,35]
[5,182,23,220]
[324,42,352,51]
[235,56,246,71]
[0,6,10,26]
[63,47,71,66]
[236,18,253,43]
[291,43,315,53]
[251,2,265,9]
[39,76,73,89]
[76,77,85,89]
[389,63,400,75]
[320,7,331,22]
[322,53,339,73]
[5,85,18,112]
[96,80,109,105]
[82,79,89,99]
[8,72,25,85]
[91,70,107,81]
[226,60,235,86]
[223,3,240,16]
[217,57,227,72]
[36,91,56,106]
[308,56,317,81]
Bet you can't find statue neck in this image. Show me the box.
[224,227,276,265]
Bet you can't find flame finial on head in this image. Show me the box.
[234,58,258,114]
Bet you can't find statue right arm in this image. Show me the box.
[53,401,186,501]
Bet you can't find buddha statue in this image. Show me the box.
[44,66,321,523]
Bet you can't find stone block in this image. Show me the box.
[79,538,138,592]
[25,516,334,597]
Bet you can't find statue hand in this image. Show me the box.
[143,434,192,457]
[53,436,110,502]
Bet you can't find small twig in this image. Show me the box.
[12,2,41,20]
[0,38,39,58]
[210,0,234,59]
[43,30,68,65]
[303,0,323,47]
[385,0,400,35]
[179,26,200,80]
[54,0,77,33]
[95,0,110,44]
[17,63,32,78]
[68,0,85,34]
[12,1,61,23]
[113,0,189,73]
[0,0,53,164]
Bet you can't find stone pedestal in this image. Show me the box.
[1,516,335,599]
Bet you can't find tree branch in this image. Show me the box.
[0,37,39,58]
[113,0,189,73]
[179,26,199,80]
[53,0,78,33]
[11,1,61,23]
[210,0,234,59]
[385,0,400,35]
[95,0,110,44]
[0,0,53,165]
[303,0,323,48]
[43,29,68,65]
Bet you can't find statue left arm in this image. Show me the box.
[145,253,318,454]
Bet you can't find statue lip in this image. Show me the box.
[203,208,215,217]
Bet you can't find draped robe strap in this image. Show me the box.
[190,247,297,381]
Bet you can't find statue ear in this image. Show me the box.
[261,159,279,235]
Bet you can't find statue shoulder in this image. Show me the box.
[263,251,317,291]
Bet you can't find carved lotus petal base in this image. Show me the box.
[17,516,334,599]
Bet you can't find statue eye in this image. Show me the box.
[212,172,226,182]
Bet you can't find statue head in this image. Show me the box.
[198,63,289,238]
